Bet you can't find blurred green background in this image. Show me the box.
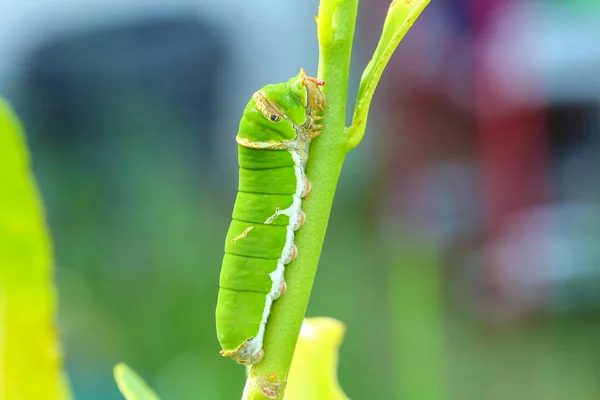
[3,0,600,399]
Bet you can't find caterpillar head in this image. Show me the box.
[238,70,325,145]
[289,68,326,115]
[256,69,325,125]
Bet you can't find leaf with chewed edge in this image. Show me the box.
[114,363,162,400]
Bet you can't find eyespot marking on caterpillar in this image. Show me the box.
[254,91,285,123]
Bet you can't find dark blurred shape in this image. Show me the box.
[548,102,600,202]
[19,14,226,167]
[547,103,595,159]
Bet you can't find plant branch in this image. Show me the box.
[242,0,431,397]
[242,0,358,398]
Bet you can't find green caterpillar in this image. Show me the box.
[216,69,326,366]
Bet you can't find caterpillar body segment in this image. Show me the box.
[216,69,325,366]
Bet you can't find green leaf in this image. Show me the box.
[347,0,431,148]
[114,363,162,400]
[0,98,72,399]
[284,318,349,400]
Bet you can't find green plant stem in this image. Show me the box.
[242,1,358,399]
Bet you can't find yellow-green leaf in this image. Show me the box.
[348,0,431,148]
[0,98,72,399]
[114,363,162,400]
[284,317,349,400]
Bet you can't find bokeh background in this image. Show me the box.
[2,0,600,399]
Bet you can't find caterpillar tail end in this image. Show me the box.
[221,343,265,366]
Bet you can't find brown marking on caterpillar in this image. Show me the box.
[236,136,292,150]
[309,129,323,140]
[298,210,306,227]
[279,280,287,296]
[259,374,285,399]
[303,177,312,199]
[231,226,254,243]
